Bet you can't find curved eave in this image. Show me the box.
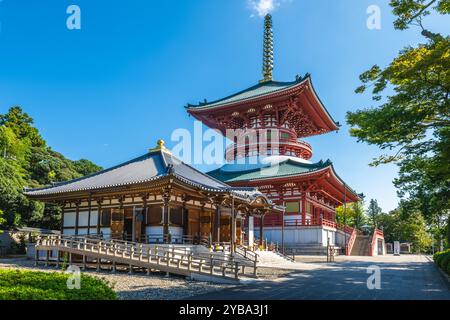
[225,164,360,204]
[187,75,339,135]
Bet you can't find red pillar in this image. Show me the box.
[301,198,306,226]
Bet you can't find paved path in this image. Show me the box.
[190,255,450,300]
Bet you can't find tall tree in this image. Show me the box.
[367,199,382,228]
[346,0,450,244]
[0,106,102,230]
[336,201,367,229]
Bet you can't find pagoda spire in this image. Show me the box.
[260,14,274,83]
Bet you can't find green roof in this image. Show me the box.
[207,159,332,183]
[186,79,302,110]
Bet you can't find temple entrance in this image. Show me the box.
[124,208,133,240]
[110,208,124,238]
[188,209,200,237]
[220,216,231,242]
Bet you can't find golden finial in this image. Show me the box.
[149,139,172,154]
[260,14,274,83]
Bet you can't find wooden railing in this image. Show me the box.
[35,235,256,280]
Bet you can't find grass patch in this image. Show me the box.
[0,269,117,300]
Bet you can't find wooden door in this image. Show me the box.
[110,208,124,238]
[220,216,231,242]
[188,209,200,237]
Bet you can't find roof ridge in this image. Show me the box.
[186,78,304,109]
[24,152,156,193]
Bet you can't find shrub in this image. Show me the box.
[0,269,117,300]
[440,252,450,270]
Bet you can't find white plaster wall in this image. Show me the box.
[263,227,327,245]
[77,228,89,235]
[372,236,386,256]
[90,211,98,227]
[146,226,183,237]
[63,228,75,236]
[63,212,76,227]
[78,211,89,226]
[322,229,335,246]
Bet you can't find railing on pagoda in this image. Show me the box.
[254,217,337,229]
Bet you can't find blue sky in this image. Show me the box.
[0,1,448,212]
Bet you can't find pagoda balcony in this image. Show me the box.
[254,217,337,229]
[225,139,313,160]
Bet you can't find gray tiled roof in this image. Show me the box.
[24,150,268,202]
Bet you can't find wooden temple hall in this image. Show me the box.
[24,140,283,249]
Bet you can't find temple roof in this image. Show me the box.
[187,80,300,110]
[207,158,361,202]
[207,158,331,183]
[186,75,340,137]
[24,147,269,203]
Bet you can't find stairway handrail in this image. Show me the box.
[345,227,357,255]
[36,235,254,279]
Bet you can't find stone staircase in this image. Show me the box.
[350,235,371,256]
[284,244,341,256]
[255,250,295,266]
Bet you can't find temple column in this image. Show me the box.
[301,195,306,226]
[230,196,236,254]
[75,201,80,236]
[248,215,254,247]
[87,194,92,235]
[213,201,221,243]
[182,203,188,238]
[162,188,171,244]
[259,213,265,249]
[60,202,65,235]
[141,195,148,243]
[96,199,102,235]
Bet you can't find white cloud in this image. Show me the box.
[248,0,280,17]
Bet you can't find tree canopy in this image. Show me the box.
[0,106,102,230]
[346,0,449,246]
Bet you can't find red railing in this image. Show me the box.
[345,227,357,256]
[255,217,337,229]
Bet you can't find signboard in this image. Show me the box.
[393,241,400,256]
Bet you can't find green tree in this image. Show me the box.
[0,106,102,230]
[346,0,450,243]
[367,199,382,228]
[0,106,45,148]
[336,201,367,229]
[378,204,433,252]
[72,159,102,176]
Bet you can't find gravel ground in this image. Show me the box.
[0,257,236,300]
[0,257,307,299]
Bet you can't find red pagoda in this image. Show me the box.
[187,15,381,255]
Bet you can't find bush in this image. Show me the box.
[440,252,450,270]
[0,269,117,300]
[434,250,447,266]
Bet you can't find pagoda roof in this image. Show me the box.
[186,74,340,137]
[187,80,300,110]
[24,148,272,205]
[207,158,360,202]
